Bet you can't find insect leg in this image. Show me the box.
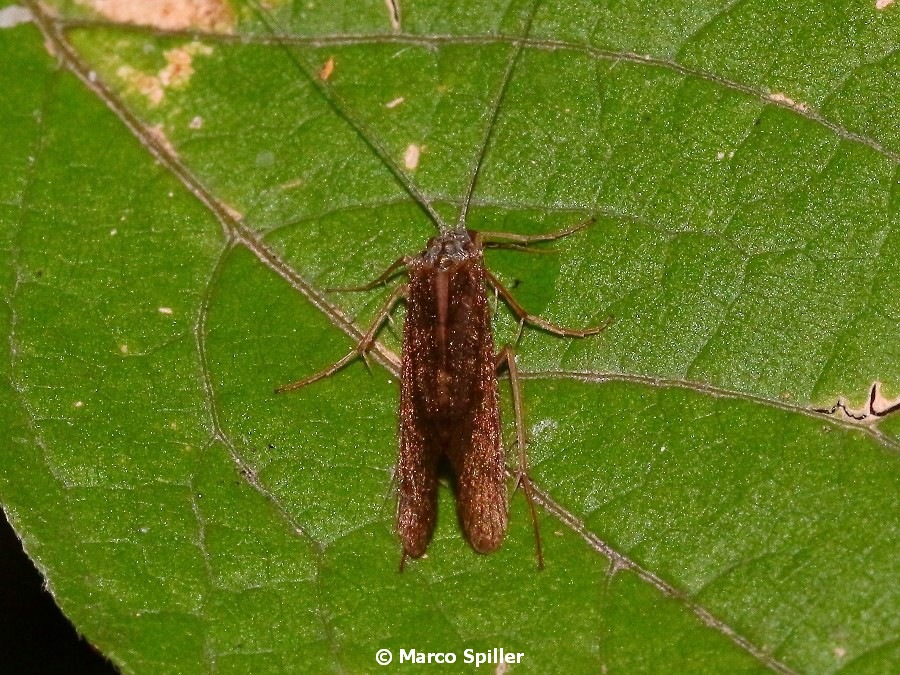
[478,216,595,247]
[485,269,613,337]
[495,345,544,570]
[275,283,408,393]
[326,255,413,292]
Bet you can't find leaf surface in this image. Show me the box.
[1,0,898,672]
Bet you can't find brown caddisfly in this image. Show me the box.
[276,221,608,567]
[251,0,609,566]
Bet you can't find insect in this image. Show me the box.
[249,1,610,565]
[277,221,607,566]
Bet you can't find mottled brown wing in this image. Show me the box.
[396,256,442,558]
[396,240,507,558]
[446,359,507,554]
[440,252,506,554]
[396,335,438,557]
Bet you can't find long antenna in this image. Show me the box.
[455,1,541,231]
[246,0,542,236]
[244,0,447,230]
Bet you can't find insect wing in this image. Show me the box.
[396,260,442,558]
[396,242,507,557]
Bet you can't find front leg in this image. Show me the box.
[275,283,408,393]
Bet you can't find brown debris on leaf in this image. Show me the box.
[767,92,810,113]
[814,382,900,423]
[0,5,33,28]
[77,0,234,32]
[384,0,401,31]
[403,143,420,170]
[319,57,335,81]
[117,41,212,106]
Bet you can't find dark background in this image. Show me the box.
[0,509,116,674]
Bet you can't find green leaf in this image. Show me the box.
[2,0,899,672]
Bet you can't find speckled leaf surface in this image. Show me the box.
[1,0,898,672]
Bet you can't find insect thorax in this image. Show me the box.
[422,229,478,267]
